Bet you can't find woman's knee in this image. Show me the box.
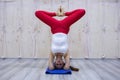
[35,10,44,17]
[77,9,86,15]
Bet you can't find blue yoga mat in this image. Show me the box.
[45,68,72,74]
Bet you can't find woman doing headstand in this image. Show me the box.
[35,7,85,70]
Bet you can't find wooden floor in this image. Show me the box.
[0,58,120,80]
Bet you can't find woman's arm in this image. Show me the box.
[48,52,55,70]
[63,51,70,70]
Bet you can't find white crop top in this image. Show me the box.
[51,33,68,54]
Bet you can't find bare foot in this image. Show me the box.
[56,6,65,17]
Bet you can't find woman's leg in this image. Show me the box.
[35,10,57,27]
[62,9,86,27]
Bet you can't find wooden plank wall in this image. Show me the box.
[0,0,120,58]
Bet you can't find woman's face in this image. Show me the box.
[54,58,64,69]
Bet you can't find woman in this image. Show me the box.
[35,7,85,70]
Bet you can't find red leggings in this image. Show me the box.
[35,9,85,34]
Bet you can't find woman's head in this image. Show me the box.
[54,58,65,69]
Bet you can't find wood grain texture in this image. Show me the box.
[0,0,120,58]
[0,58,120,80]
